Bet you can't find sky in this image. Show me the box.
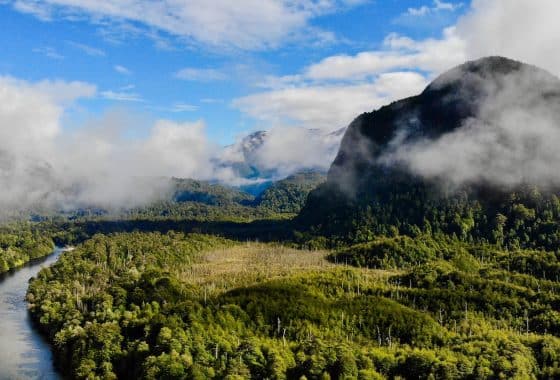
[0,0,469,144]
[1,0,560,210]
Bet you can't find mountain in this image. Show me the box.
[171,177,254,206]
[298,57,560,248]
[220,128,345,187]
[219,131,270,180]
[254,171,326,213]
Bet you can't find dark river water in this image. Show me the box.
[0,248,63,380]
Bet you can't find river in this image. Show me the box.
[0,248,63,380]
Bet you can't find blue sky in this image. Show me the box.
[0,1,558,209]
[0,0,467,145]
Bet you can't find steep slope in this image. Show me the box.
[299,57,560,248]
[254,171,326,213]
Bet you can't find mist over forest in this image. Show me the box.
[2,1,560,380]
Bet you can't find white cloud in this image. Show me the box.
[101,90,143,102]
[304,27,466,81]
[234,72,428,130]
[0,76,95,210]
[201,98,223,104]
[170,103,199,112]
[378,62,560,189]
[7,0,364,50]
[32,46,64,60]
[67,41,105,57]
[456,0,560,77]
[406,0,462,16]
[175,67,227,82]
[0,76,221,211]
[32,79,97,105]
[305,0,560,84]
[12,0,52,20]
[234,0,560,135]
[114,65,131,75]
[252,127,343,176]
[0,76,94,153]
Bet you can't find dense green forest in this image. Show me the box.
[0,173,321,273]
[27,232,560,379]
[15,57,560,379]
[299,177,560,250]
[0,222,54,273]
[255,172,326,214]
[298,57,560,251]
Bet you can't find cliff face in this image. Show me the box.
[328,56,560,194]
[298,57,560,245]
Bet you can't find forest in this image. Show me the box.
[26,231,560,379]
[3,58,560,380]
[0,167,557,378]
[0,222,54,273]
[0,173,322,274]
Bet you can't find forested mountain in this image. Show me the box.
[299,57,560,248]
[126,173,324,220]
[255,171,326,213]
[18,57,560,379]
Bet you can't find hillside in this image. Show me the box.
[298,57,560,248]
[255,171,326,213]
[27,232,560,379]
[20,56,560,380]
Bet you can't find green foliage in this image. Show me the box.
[256,172,326,214]
[0,222,54,273]
[299,174,560,253]
[26,231,560,379]
[330,235,450,269]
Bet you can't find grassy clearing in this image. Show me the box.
[176,243,398,298]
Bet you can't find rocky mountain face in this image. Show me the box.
[220,128,345,184]
[298,57,560,247]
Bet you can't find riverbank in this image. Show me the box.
[0,247,62,379]
[0,223,58,274]
[0,240,54,274]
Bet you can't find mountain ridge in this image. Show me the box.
[298,56,560,248]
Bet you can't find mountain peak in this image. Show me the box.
[424,56,560,97]
[300,57,560,234]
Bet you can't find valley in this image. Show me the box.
[3,57,560,379]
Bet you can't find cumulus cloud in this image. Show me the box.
[0,76,222,212]
[456,0,560,77]
[234,72,428,130]
[306,0,560,82]
[256,127,344,175]
[221,127,345,179]
[304,28,466,81]
[58,118,219,208]
[6,0,364,50]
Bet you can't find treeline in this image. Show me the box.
[299,175,560,251]
[0,222,54,273]
[27,232,560,379]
